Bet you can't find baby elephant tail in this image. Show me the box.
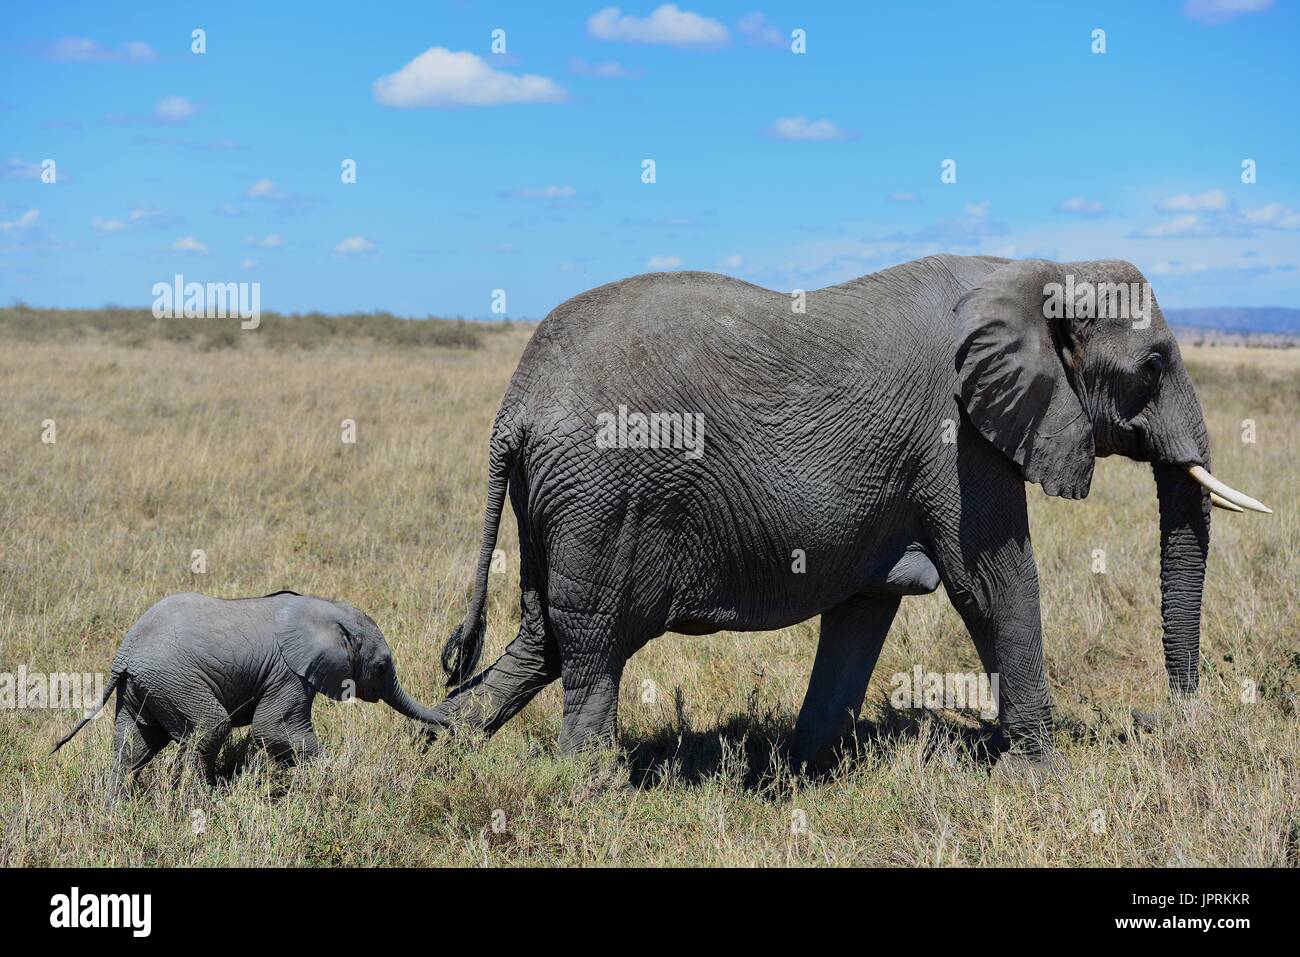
[50,671,120,754]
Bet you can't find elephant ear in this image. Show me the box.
[954,259,1095,499]
[274,596,357,700]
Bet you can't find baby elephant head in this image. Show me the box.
[273,595,439,722]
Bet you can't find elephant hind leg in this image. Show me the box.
[184,718,232,786]
[549,606,628,755]
[429,489,562,738]
[790,593,901,772]
[109,684,171,800]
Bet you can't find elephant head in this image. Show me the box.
[274,595,440,721]
[954,258,1270,697]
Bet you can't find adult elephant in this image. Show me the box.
[427,255,1269,770]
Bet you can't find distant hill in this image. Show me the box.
[1164,307,1300,337]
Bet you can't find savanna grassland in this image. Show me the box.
[1,309,1297,867]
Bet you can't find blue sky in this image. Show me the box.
[2,0,1297,316]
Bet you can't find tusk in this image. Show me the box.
[1210,492,1244,513]
[1187,465,1272,514]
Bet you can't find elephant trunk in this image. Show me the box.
[1154,462,1210,696]
[381,671,441,724]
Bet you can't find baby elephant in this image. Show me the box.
[53,591,439,790]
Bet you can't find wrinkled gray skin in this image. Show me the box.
[430,255,1214,770]
[53,591,439,791]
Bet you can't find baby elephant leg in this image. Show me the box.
[188,717,233,786]
[252,688,321,765]
[109,688,171,803]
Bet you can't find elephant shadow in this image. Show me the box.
[210,733,294,798]
[623,686,1007,793]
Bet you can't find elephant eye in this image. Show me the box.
[1142,353,1165,383]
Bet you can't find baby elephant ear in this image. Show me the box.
[274,597,355,700]
[954,259,1095,499]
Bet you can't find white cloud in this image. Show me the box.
[46,37,159,63]
[1146,261,1210,276]
[887,192,921,204]
[1157,189,1231,213]
[1241,203,1300,230]
[647,254,683,269]
[588,5,730,48]
[3,157,44,180]
[0,209,39,231]
[885,204,1009,246]
[154,96,195,122]
[129,205,173,227]
[122,41,158,63]
[173,236,207,252]
[504,185,578,199]
[1134,190,1297,239]
[1182,0,1272,26]
[247,179,278,199]
[241,178,313,211]
[373,47,567,108]
[1055,196,1106,216]
[764,116,855,142]
[134,135,239,151]
[240,259,258,271]
[1135,215,1213,238]
[569,57,636,78]
[737,12,784,47]
[87,205,172,234]
[246,233,284,248]
[720,254,743,269]
[215,202,243,217]
[334,236,376,255]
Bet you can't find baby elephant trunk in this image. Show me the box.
[381,671,441,725]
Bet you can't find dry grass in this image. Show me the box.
[1,327,1297,866]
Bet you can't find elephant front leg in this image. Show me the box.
[924,447,1058,770]
[790,594,900,772]
[252,689,322,765]
[944,560,1056,762]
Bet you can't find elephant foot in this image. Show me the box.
[790,743,852,780]
[991,746,1069,784]
[408,716,463,753]
[1131,695,1203,735]
[1131,707,1163,733]
[586,759,633,793]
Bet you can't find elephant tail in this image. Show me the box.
[441,423,516,687]
[50,670,121,754]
